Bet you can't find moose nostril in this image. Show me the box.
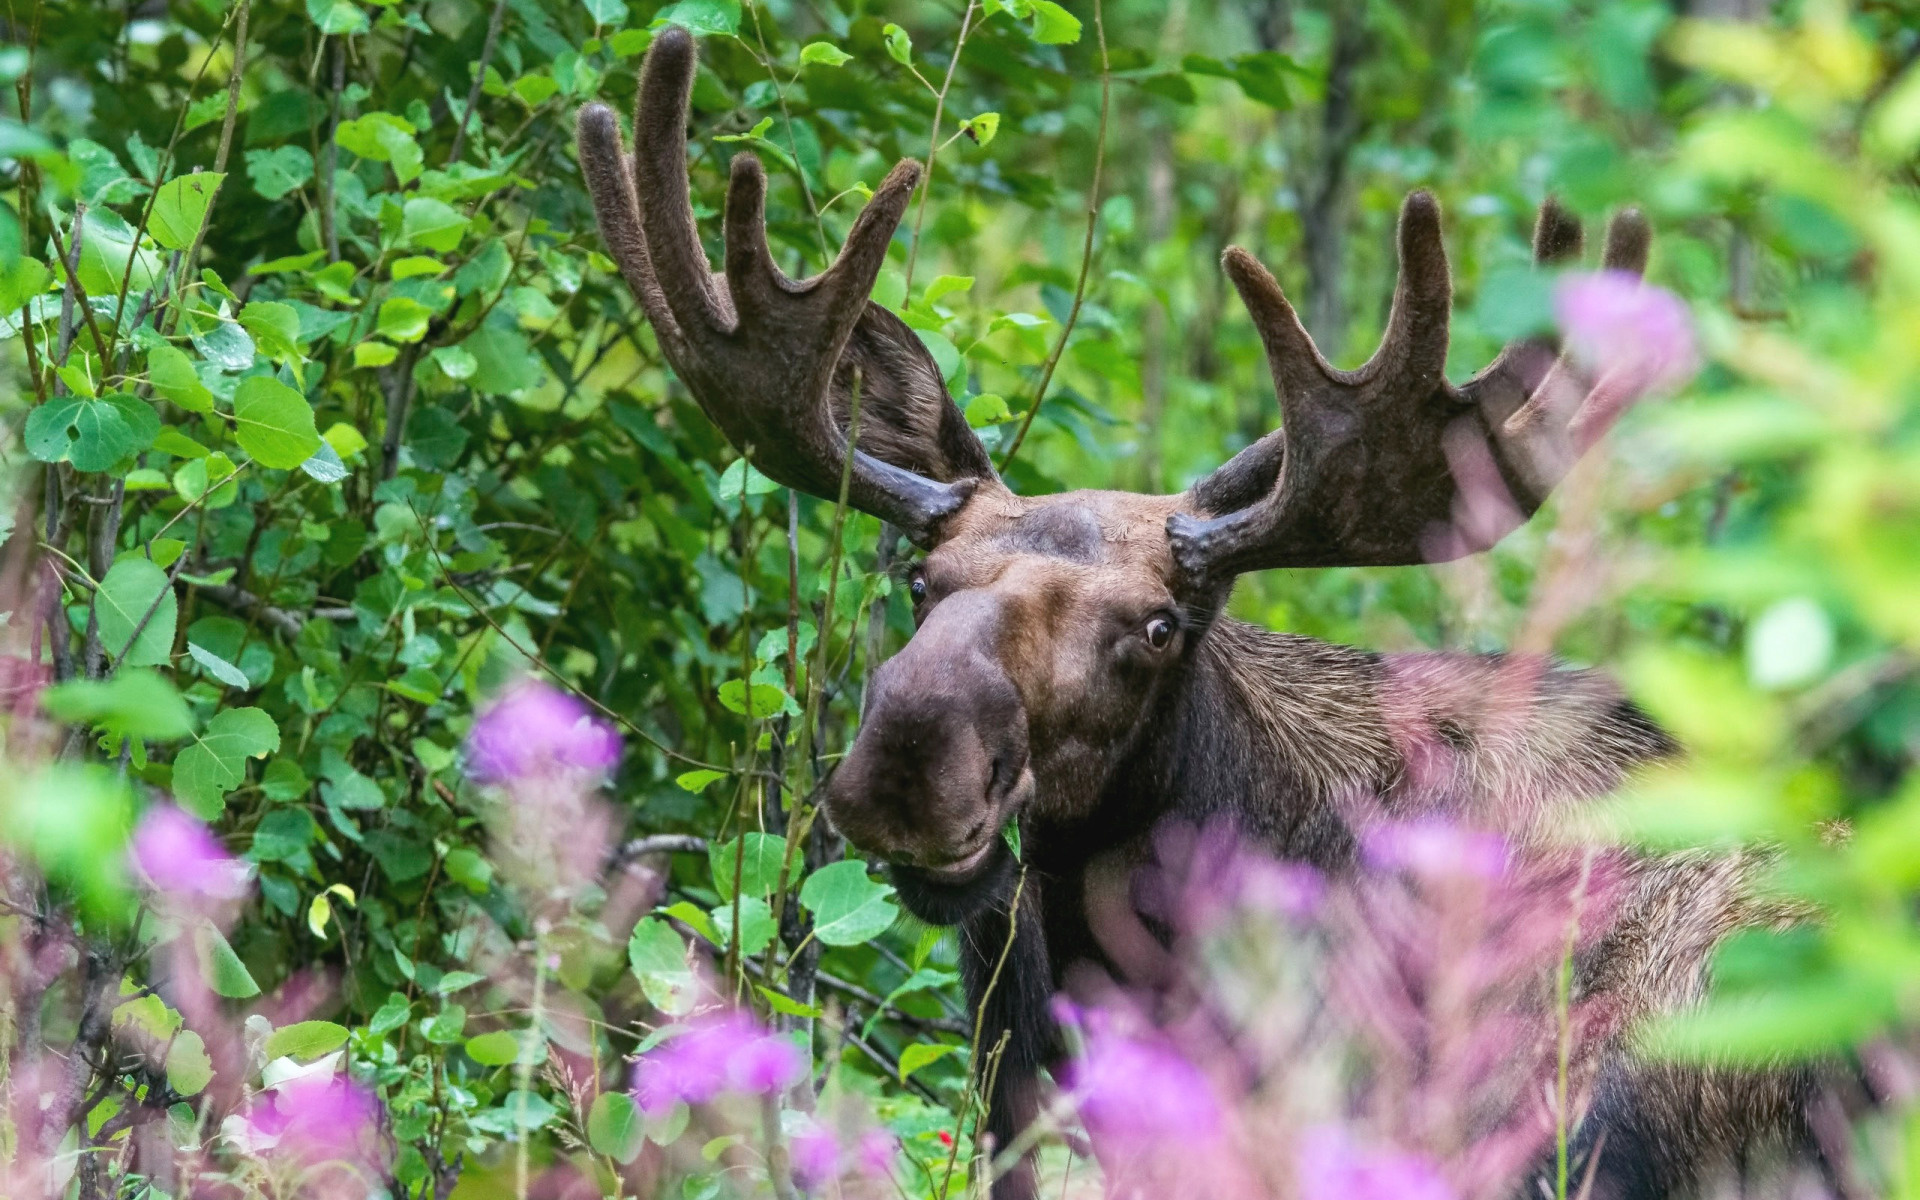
[962,818,987,846]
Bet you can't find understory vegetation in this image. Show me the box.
[1,0,1917,1197]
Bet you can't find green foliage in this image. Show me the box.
[3,0,1917,1196]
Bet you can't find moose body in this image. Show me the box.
[581,28,1822,1198]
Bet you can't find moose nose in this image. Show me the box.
[825,593,1028,866]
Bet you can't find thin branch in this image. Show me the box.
[447,0,510,167]
[997,0,1109,470]
[903,0,979,294]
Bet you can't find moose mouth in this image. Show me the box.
[918,838,999,884]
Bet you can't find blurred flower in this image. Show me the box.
[1554,270,1698,396]
[787,1121,896,1191]
[633,1010,804,1117]
[234,1074,383,1167]
[466,679,621,785]
[1063,1011,1221,1141]
[128,805,249,902]
[1297,1126,1455,1200]
[1361,817,1510,882]
[789,1127,840,1189]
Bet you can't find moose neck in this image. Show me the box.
[1026,615,1678,879]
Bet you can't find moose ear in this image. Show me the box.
[831,302,1000,487]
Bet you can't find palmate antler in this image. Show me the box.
[1168,193,1652,586]
[576,27,999,546]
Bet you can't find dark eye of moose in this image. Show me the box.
[1144,614,1175,650]
[908,572,927,604]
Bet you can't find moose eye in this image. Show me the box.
[908,572,928,604]
[1144,614,1176,650]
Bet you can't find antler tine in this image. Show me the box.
[578,27,992,546]
[577,104,682,354]
[1362,190,1452,389]
[1171,192,1657,589]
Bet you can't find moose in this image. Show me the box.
[581,28,1821,1199]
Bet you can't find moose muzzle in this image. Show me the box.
[825,591,1032,882]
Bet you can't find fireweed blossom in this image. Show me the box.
[1058,1006,1223,1142]
[788,1123,896,1191]
[1361,817,1511,882]
[465,679,622,785]
[1296,1125,1456,1200]
[1554,270,1699,398]
[232,1073,384,1169]
[127,804,250,903]
[633,1009,805,1118]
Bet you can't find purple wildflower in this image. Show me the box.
[1362,817,1510,882]
[853,1128,895,1178]
[789,1126,840,1189]
[465,679,621,785]
[1064,1014,1221,1141]
[634,1010,804,1118]
[1554,270,1698,397]
[1297,1125,1455,1200]
[240,1075,383,1167]
[128,805,249,902]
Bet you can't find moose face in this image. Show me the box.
[825,489,1190,885]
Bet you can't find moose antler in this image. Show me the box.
[577,27,998,545]
[1168,192,1652,586]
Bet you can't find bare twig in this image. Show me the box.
[998,0,1109,469]
[447,0,511,167]
[902,0,979,294]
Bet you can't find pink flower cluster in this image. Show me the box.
[789,1123,896,1191]
[1554,270,1698,397]
[633,1009,805,1118]
[237,1075,383,1168]
[127,805,249,903]
[465,679,622,785]
[1297,1125,1455,1200]
[1361,817,1511,882]
[1058,1002,1222,1142]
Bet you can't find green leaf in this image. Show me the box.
[402,197,469,252]
[800,41,852,67]
[369,993,412,1036]
[965,393,1012,427]
[239,300,303,364]
[377,296,431,342]
[186,641,250,688]
[149,173,226,251]
[263,1020,350,1062]
[430,344,477,380]
[710,896,777,955]
[627,917,698,1015]
[710,832,801,901]
[588,1091,646,1164]
[173,707,280,818]
[0,254,51,314]
[354,341,398,368]
[963,112,1000,146]
[25,394,160,472]
[231,376,322,469]
[195,922,261,998]
[798,860,899,946]
[95,557,178,669]
[716,458,780,500]
[465,1031,520,1066]
[653,0,739,36]
[41,670,194,740]
[582,0,630,24]
[882,22,913,65]
[898,1041,961,1082]
[166,1031,213,1096]
[306,0,368,34]
[148,344,214,412]
[756,986,823,1019]
[1030,0,1081,44]
[244,146,314,201]
[675,768,726,793]
[925,274,975,305]
[423,1004,468,1044]
[498,1090,556,1130]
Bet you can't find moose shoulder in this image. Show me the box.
[581,28,1818,1200]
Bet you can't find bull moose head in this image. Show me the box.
[578,26,1651,909]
